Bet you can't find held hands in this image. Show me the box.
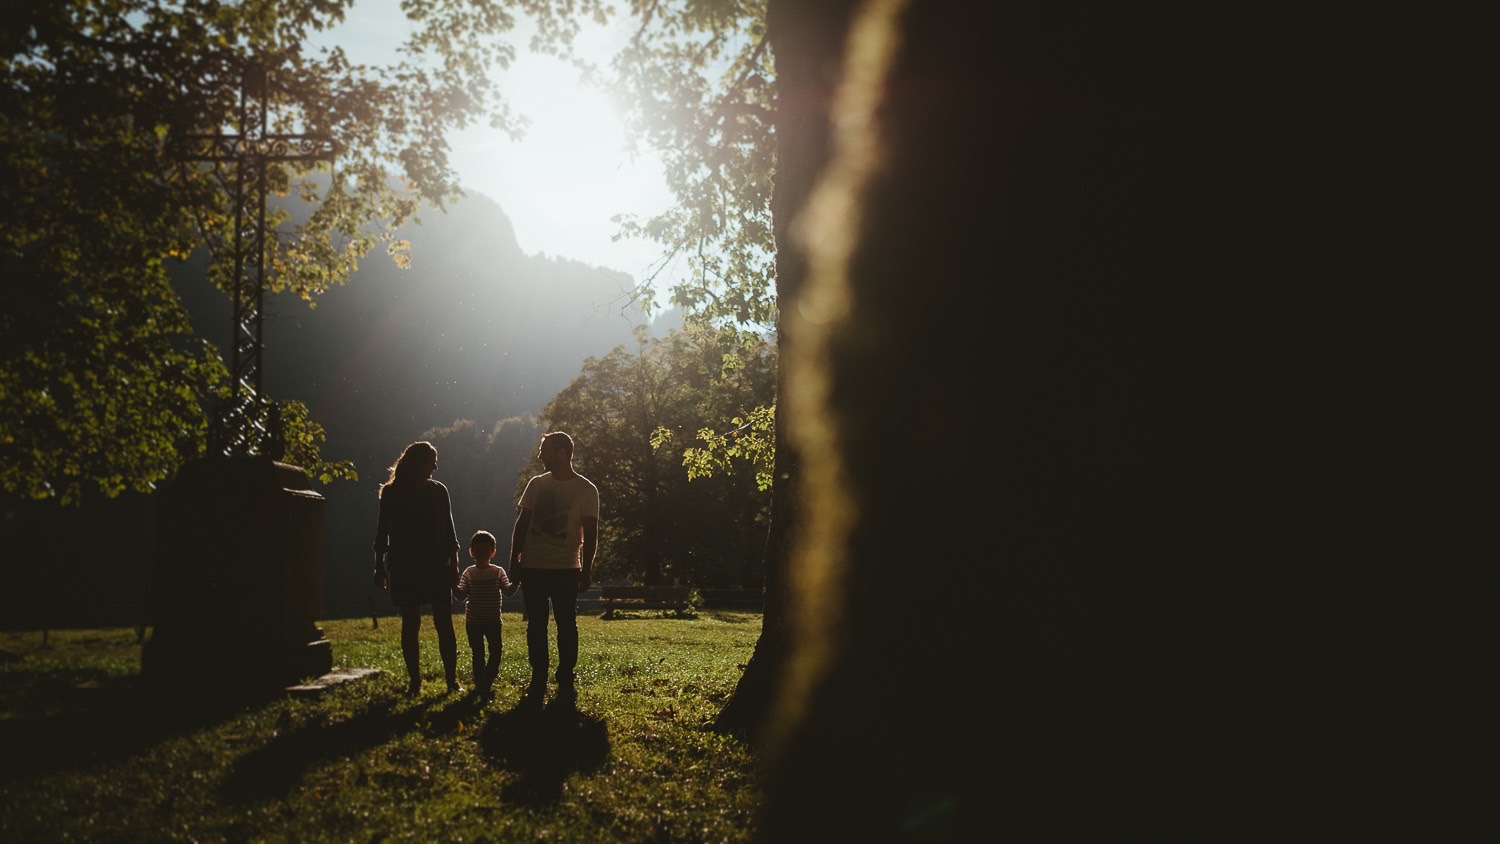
[577,569,592,594]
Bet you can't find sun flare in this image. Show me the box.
[451,52,658,271]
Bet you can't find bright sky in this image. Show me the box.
[329,3,676,283]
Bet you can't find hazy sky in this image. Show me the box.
[325,3,676,282]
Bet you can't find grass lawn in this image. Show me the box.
[0,611,764,843]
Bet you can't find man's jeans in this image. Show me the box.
[519,569,580,682]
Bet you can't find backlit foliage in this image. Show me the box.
[0,0,549,502]
[602,1,776,329]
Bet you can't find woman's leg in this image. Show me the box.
[399,605,423,693]
[432,602,459,690]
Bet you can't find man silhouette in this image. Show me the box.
[507,431,600,700]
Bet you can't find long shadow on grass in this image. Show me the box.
[221,693,487,802]
[477,693,609,805]
[0,677,282,781]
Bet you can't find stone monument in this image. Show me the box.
[142,455,332,694]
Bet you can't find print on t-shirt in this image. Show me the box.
[530,485,570,543]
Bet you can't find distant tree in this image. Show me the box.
[647,322,775,588]
[535,323,773,588]
[0,0,571,503]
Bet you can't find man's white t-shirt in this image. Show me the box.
[516,472,600,570]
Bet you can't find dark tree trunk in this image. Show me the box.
[757,3,1489,841]
[705,372,793,741]
[711,0,857,743]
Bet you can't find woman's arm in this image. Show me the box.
[372,493,390,589]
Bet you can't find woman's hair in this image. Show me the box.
[378,441,437,496]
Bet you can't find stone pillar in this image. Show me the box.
[143,456,332,694]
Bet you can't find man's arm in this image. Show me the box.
[509,507,531,571]
[578,515,598,593]
[499,566,519,597]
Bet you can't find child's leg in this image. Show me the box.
[484,625,502,680]
[466,622,486,681]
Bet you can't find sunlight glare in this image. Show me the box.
[453,50,668,277]
[325,2,672,282]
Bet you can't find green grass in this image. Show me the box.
[0,612,764,843]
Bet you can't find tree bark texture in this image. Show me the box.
[758,2,1490,841]
[712,0,858,743]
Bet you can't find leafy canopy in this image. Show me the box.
[599,0,775,328]
[1,0,557,503]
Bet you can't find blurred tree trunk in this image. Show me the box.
[711,0,857,743]
[754,2,1489,841]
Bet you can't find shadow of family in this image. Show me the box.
[222,690,610,806]
[0,677,609,811]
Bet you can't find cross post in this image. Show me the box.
[175,64,338,458]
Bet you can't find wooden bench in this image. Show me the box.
[598,585,692,619]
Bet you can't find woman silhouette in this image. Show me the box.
[372,441,462,695]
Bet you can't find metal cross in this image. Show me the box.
[175,65,337,457]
